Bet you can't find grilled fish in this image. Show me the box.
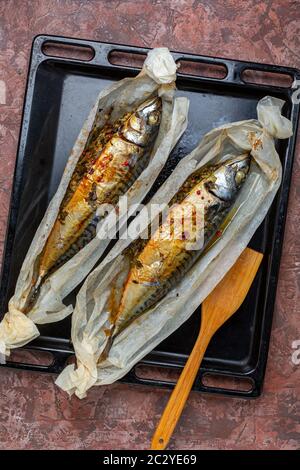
[25,96,162,311]
[107,154,250,340]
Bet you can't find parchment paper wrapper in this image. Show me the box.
[56,96,293,398]
[0,48,189,356]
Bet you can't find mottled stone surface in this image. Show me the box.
[0,0,299,450]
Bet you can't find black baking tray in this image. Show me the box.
[0,35,299,398]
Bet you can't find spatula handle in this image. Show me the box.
[151,332,210,450]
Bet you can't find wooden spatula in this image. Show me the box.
[151,247,263,450]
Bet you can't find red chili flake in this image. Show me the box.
[123,161,129,167]
[196,190,201,195]
[216,230,222,237]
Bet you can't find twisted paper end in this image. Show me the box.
[257,96,293,139]
[0,302,40,356]
[55,362,98,399]
[144,47,177,84]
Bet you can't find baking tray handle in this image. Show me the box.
[122,363,260,398]
[33,35,300,89]
[33,35,150,70]
[2,350,73,374]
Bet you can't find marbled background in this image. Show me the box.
[0,0,299,450]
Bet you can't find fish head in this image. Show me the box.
[205,154,251,202]
[122,96,162,147]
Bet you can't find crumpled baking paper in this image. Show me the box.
[56,96,293,398]
[0,48,189,356]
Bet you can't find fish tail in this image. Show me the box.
[23,274,44,314]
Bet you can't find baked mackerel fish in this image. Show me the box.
[25,96,162,312]
[105,154,250,349]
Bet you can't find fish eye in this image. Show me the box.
[235,170,246,185]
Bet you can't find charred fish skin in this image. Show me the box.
[111,154,250,336]
[25,96,162,312]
